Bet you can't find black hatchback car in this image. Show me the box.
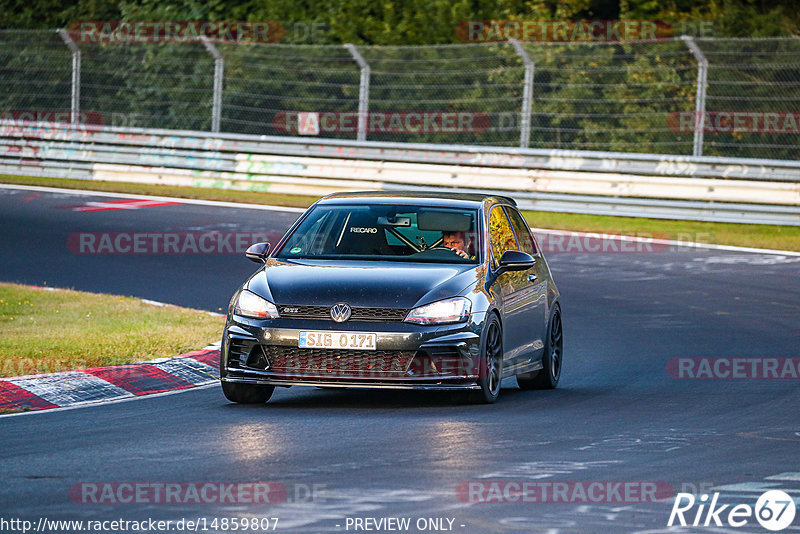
[220,192,562,404]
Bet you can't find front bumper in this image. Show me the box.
[220,313,485,390]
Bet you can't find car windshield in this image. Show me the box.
[275,204,480,264]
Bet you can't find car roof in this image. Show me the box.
[319,191,517,208]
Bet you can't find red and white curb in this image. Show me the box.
[64,198,183,212]
[0,347,220,413]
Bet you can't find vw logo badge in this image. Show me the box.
[330,303,352,323]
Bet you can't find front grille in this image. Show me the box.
[278,305,408,322]
[253,345,417,378]
[239,345,477,379]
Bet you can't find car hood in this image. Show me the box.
[245,259,478,309]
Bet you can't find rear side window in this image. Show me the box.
[504,207,537,255]
[489,206,519,267]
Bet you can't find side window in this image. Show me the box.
[504,207,537,255]
[489,206,519,267]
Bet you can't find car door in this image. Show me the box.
[488,205,539,373]
[503,206,548,367]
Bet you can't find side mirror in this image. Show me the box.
[245,242,271,263]
[497,250,535,274]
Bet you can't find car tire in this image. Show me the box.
[221,381,274,404]
[469,313,503,404]
[518,305,562,390]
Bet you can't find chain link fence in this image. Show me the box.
[700,37,800,160]
[1,30,798,159]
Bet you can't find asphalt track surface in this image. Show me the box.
[1,185,799,533]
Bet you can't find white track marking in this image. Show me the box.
[531,227,800,257]
[2,183,796,255]
[0,183,306,213]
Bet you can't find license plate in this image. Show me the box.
[298,331,377,350]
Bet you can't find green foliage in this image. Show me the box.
[0,282,223,376]
[1,0,797,40]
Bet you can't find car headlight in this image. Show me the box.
[234,290,280,319]
[404,297,471,325]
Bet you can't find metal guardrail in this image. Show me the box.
[1,121,799,225]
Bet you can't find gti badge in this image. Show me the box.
[330,303,352,323]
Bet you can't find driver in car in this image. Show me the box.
[442,231,474,259]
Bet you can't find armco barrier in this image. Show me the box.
[1,121,799,225]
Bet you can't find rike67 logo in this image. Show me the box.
[669,490,797,531]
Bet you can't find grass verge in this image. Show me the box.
[2,174,798,252]
[0,174,318,209]
[0,282,224,378]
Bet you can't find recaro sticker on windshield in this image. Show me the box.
[350,227,378,233]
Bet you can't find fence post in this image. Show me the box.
[681,36,708,157]
[344,44,370,142]
[199,36,224,133]
[56,29,81,126]
[510,39,534,149]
